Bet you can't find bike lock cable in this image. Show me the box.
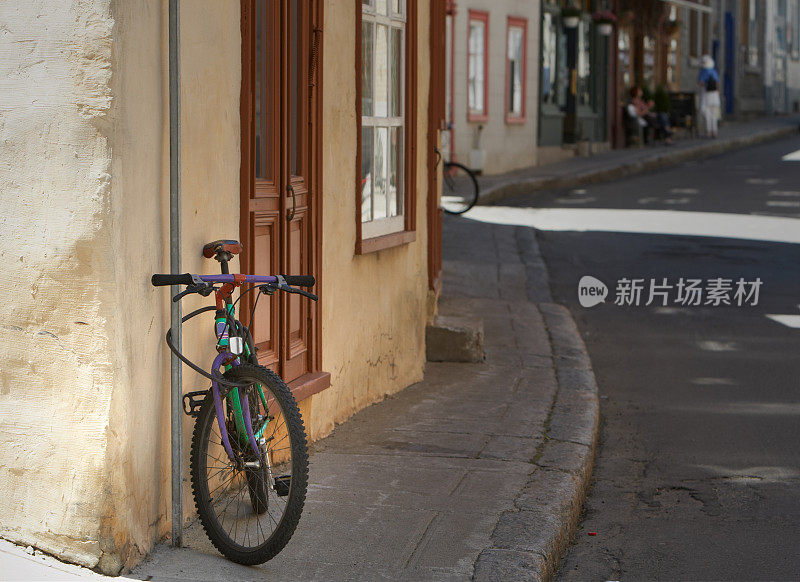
[164,305,250,388]
[166,283,274,388]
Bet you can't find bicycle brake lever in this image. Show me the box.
[291,287,318,301]
[173,283,214,302]
[273,276,317,301]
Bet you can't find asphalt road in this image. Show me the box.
[510,137,800,580]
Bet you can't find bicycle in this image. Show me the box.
[437,148,480,215]
[151,239,317,565]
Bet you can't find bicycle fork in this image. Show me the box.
[210,353,264,468]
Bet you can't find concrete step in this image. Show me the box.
[425,314,485,363]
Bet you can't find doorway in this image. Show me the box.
[240,0,325,392]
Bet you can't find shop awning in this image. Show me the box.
[661,0,713,13]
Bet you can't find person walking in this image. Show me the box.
[698,54,721,138]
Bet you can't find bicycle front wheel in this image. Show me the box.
[441,161,479,214]
[190,363,308,565]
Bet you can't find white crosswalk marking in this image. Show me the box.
[781,148,800,161]
[769,190,800,197]
[767,305,800,328]
[766,200,800,207]
[766,314,800,328]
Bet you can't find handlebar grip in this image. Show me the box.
[152,273,194,287]
[282,275,316,288]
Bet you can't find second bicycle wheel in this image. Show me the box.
[190,363,308,565]
[441,161,479,214]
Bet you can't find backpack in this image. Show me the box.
[705,76,718,92]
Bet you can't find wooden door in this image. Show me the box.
[241,0,320,385]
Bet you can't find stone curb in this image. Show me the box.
[473,303,600,582]
[479,124,799,206]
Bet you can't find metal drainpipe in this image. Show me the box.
[168,0,183,548]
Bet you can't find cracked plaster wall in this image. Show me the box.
[0,0,241,574]
[0,0,117,570]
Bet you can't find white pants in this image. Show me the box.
[700,90,721,136]
[703,105,720,135]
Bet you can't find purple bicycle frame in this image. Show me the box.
[205,274,279,465]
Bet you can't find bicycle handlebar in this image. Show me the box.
[152,273,195,287]
[152,273,316,288]
[282,275,315,288]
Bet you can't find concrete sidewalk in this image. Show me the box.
[3,206,599,581]
[127,216,598,580]
[479,115,800,205]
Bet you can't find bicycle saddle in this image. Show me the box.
[202,239,243,259]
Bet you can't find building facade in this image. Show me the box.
[539,0,615,161]
[0,0,446,573]
[444,0,542,174]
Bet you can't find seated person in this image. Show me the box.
[629,86,673,145]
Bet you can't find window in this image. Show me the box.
[506,18,527,122]
[541,11,557,105]
[577,18,591,107]
[359,0,414,246]
[793,1,800,60]
[742,0,759,68]
[689,8,698,57]
[701,0,709,55]
[618,28,631,91]
[467,10,488,121]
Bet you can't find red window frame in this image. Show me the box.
[467,9,489,122]
[505,16,527,124]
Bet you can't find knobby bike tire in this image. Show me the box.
[190,363,309,565]
[442,161,479,215]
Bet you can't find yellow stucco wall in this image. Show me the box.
[304,0,431,442]
[0,0,432,573]
[0,0,117,569]
[104,0,242,573]
[0,0,241,573]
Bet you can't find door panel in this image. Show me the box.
[243,0,318,385]
[252,214,280,367]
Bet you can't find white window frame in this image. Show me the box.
[467,10,488,120]
[361,0,406,239]
[506,18,526,122]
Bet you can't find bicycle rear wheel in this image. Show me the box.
[441,161,479,214]
[190,363,308,565]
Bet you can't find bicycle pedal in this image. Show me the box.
[182,390,208,417]
[274,475,291,497]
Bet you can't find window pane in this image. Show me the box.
[361,127,373,222]
[362,21,374,116]
[508,26,523,116]
[392,0,402,16]
[389,127,403,217]
[390,27,402,117]
[375,24,389,117]
[578,20,590,106]
[376,0,387,16]
[373,127,388,220]
[542,13,556,104]
[468,21,485,113]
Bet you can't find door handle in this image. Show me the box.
[287,184,296,222]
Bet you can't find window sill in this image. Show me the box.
[505,115,526,125]
[288,371,331,403]
[467,113,489,123]
[356,230,416,255]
